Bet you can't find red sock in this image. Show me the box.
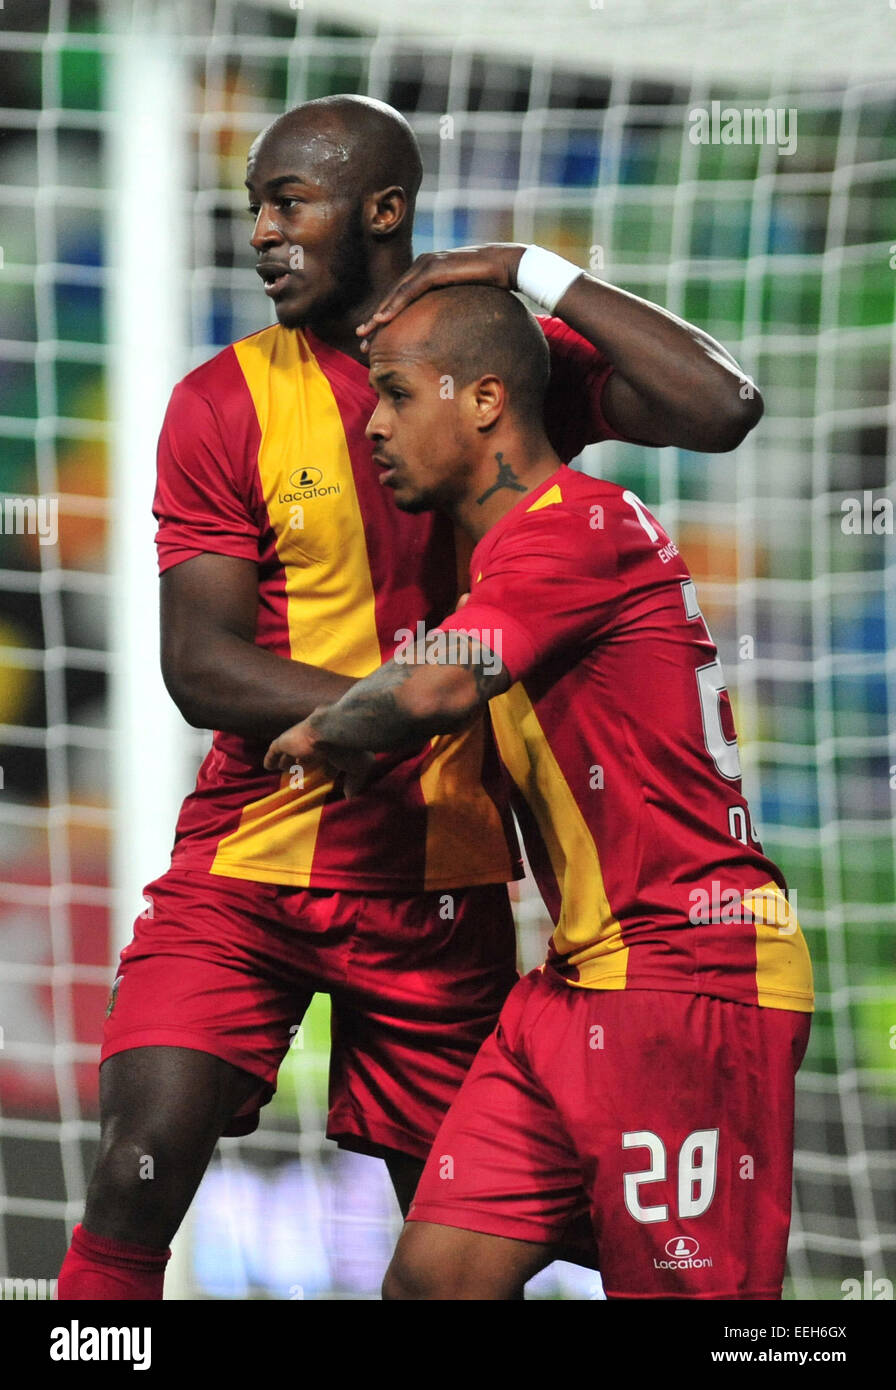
[58,1223,171,1300]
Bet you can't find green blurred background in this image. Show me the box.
[0,0,892,1299]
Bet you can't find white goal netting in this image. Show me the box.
[0,0,892,1299]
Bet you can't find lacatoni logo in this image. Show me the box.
[50,1321,151,1371]
[278,467,341,502]
[654,1236,713,1270]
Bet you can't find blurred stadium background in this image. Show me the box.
[0,0,893,1299]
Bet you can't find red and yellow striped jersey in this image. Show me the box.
[154,319,623,890]
[440,468,813,1010]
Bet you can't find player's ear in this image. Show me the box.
[366,186,408,239]
[472,375,505,431]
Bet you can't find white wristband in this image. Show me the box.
[515,245,582,313]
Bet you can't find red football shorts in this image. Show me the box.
[408,967,811,1298]
[101,869,517,1160]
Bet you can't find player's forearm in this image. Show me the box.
[551,272,762,452]
[304,658,481,754]
[164,631,356,740]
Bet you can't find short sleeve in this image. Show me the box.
[540,315,630,460]
[153,381,261,574]
[438,506,622,684]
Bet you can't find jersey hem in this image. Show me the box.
[552,971,814,1012]
[196,856,524,891]
[406,1201,558,1245]
[328,1121,432,1164]
[439,603,539,685]
[156,540,260,575]
[100,1028,278,1088]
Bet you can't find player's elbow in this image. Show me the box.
[707,381,764,452]
[162,676,206,729]
[160,651,211,728]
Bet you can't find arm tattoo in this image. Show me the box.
[309,659,415,751]
[309,646,509,754]
[476,452,528,505]
[470,653,506,701]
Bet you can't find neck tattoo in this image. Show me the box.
[476,452,527,506]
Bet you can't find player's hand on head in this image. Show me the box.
[356,244,529,344]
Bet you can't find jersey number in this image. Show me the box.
[622,1128,719,1223]
[621,495,741,782]
[681,580,741,781]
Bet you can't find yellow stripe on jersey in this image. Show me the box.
[235,326,381,673]
[745,882,815,1012]
[212,326,381,883]
[419,719,516,885]
[526,483,564,512]
[489,681,627,987]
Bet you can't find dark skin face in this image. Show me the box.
[245,115,410,356]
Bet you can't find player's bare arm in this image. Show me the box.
[161,552,355,740]
[263,649,509,774]
[356,242,762,452]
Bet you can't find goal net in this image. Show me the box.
[0,0,892,1299]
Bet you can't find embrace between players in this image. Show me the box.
[60,95,812,1302]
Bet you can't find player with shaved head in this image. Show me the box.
[246,96,423,336]
[60,94,763,1300]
